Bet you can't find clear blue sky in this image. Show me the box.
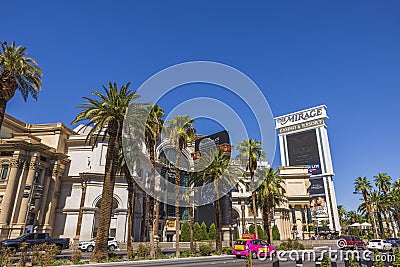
[2,0,399,211]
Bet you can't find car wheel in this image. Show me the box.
[108,245,115,252]
[235,255,241,259]
[251,251,257,259]
[87,245,94,252]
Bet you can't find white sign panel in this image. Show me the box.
[275,105,328,129]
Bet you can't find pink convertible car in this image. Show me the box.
[232,238,277,259]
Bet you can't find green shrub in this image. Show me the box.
[199,244,212,256]
[194,222,202,241]
[71,249,82,264]
[373,249,385,267]
[181,221,190,242]
[209,223,216,240]
[277,239,304,250]
[257,225,266,240]
[249,224,255,234]
[136,243,150,259]
[0,247,15,267]
[272,225,280,240]
[222,246,232,255]
[180,250,190,258]
[392,248,400,267]
[201,222,209,241]
[320,253,331,267]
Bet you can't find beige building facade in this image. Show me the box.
[0,114,72,239]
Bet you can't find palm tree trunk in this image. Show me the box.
[241,203,246,235]
[91,123,120,262]
[175,152,181,258]
[363,192,378,238]
[154,200,160,239]
[265,199,272,244]
[0,98,7,130]
[377,210,385,239]
[251,172,258,238]
[215,198,222,254]
[189,203,194,254]
[0,70,18,129]
[125,169,134,257]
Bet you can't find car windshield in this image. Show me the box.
[15,234,28,240]
[235,240,247,245]
[89,238,96,242]
[370,239,381,242]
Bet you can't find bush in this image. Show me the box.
[272,225,280,240]
[320,253,331,267]
[199,244,212,256]
[201,222,209,241]
[277,239,304,251]
[71,249,82,264]
[209,223,216,240]
[249,224,255,234]
[0,247,15,267]
[392,248,400,267]
[194,222,202,241]
[136,243,150,259]
[180,250,190,258]
[257,225,266,240]
[222,246,232,255]
[181,221,190,242]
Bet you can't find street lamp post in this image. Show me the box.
[22,177,44,235]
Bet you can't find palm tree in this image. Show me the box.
[166,115,195,258]
[72,82,139,262]
[388,183,400,233]
[0,41,42,128]
[354,176,378,238]
[236,139,265,238]
[358,191,386,238]
[337,205,347,230]
[374,173,394,237]
[190,149,240,253]
[144,104,164,257]
[253,167,284,243]
[118,103,147,257]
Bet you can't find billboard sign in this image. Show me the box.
[309,178,325,196]
[287,129,320,167]
[311,196,328,218]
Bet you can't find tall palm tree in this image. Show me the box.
[374,173,394,237]
[253,167,284,244]
[190,149,240,253]
[389,183,400,233]
[72,82,139,262]
[358,191,386,238]
[236,139,265,238]
[0,41,42,128]
[144,104,164,257]
[118,103,147,257]
[354,176,378,238]
[166,115,195,258]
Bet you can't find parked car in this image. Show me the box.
[0,232,70,253]
[367,239,392,251]
[232,238,276,259]
[337,235,365,249]
[78,237,118,252]
[387,238,400,247]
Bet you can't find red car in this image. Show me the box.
[337,235,365,249]
[232,238,276,259]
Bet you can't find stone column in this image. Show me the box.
[16,155,39,225]
[43,164,63,234]
[0,156,23,225]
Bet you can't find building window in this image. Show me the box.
[1,165,9,180]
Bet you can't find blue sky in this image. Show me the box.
[2,0,399,211]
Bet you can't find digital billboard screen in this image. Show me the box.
[287,129,321,167]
